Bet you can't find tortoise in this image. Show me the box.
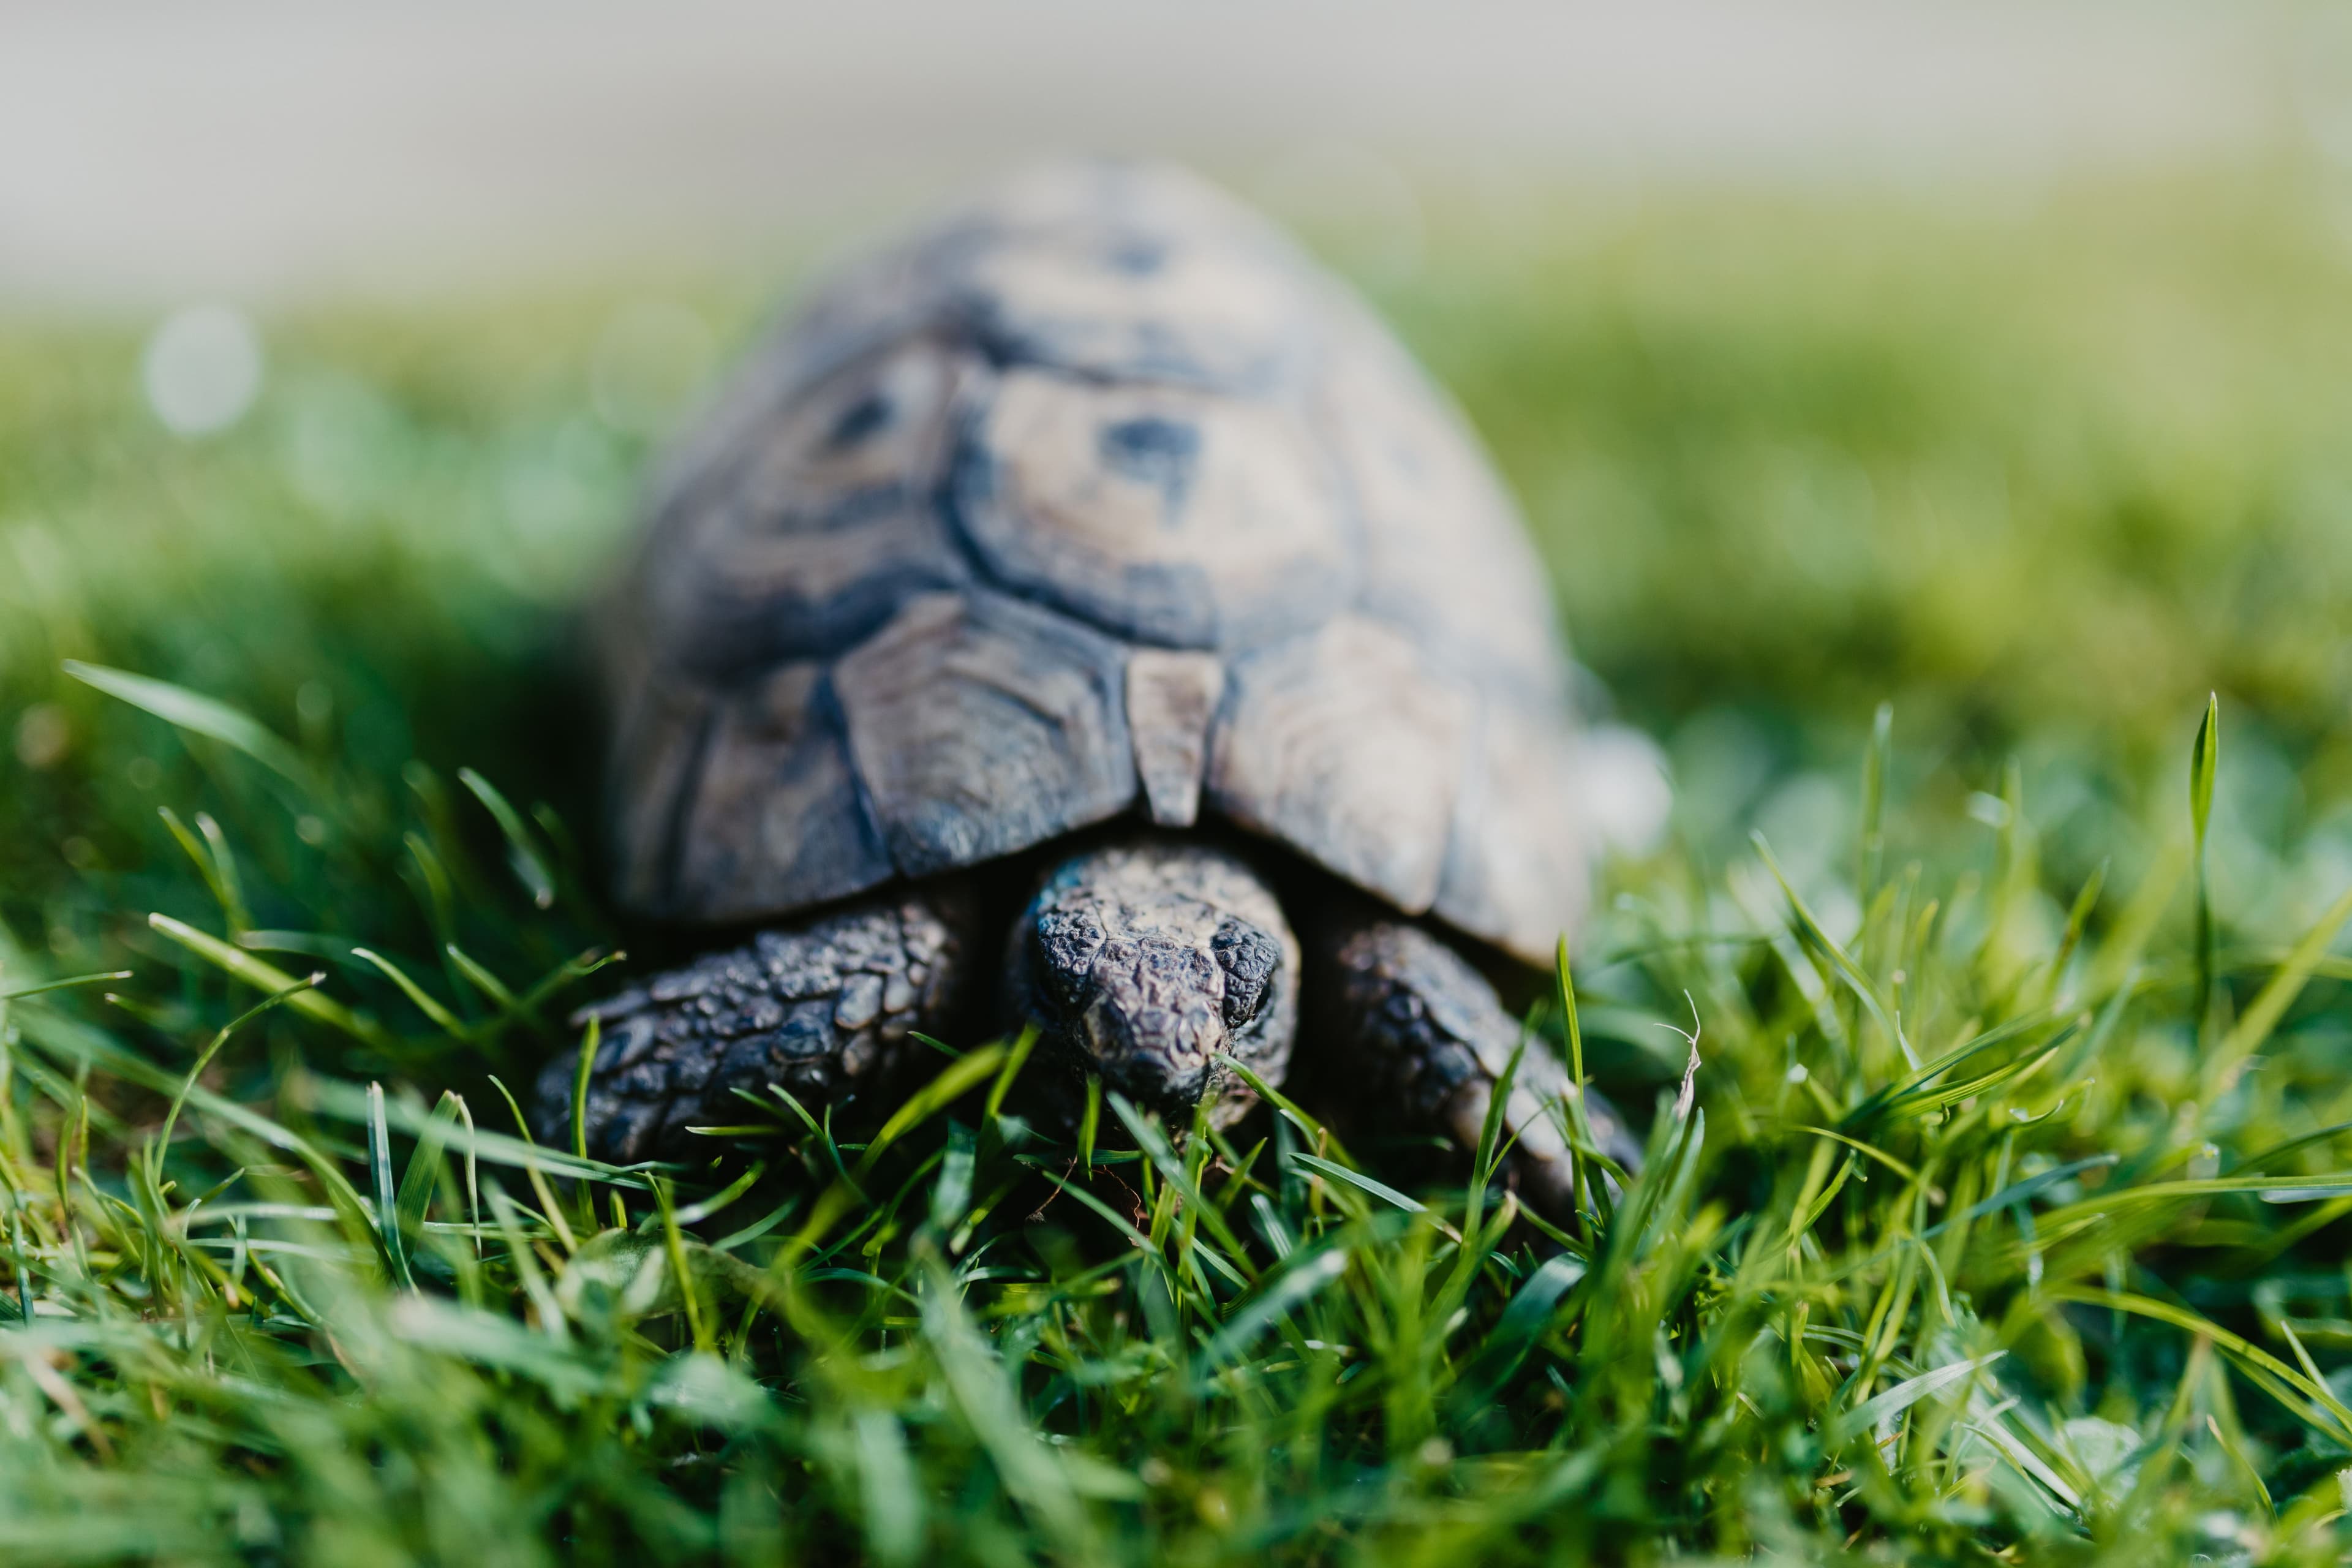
[536,159,1635,1213]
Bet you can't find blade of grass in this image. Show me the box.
[149,914,383,1049]
[458,768,557,910]
[368,1083,412,1291]
[2203,879,2352,1102]
[859,1044,1006,1175]
[394,1091,464,1266]
[2191,694,2219,1031]
[64,662,314,791]
[350,948,469,1039]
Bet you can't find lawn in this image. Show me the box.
[7,172,2352,1563]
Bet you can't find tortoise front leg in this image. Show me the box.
[535,884,976,1164]
[1303,914,1637,1221]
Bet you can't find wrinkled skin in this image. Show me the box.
[1005,840,1297,1125]
[1309,916,1642,1215]
[533,891,968,1165]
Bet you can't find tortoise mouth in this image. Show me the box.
[1078,986,1227,1115]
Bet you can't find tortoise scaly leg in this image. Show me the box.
[1306,916,1638,1221]
[536,884,975,1165]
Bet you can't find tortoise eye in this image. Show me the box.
[1211,918,1279,1028]
[826,391,893,450]
[1032,908,1106,1011]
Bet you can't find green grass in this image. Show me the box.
[9,175,2352,1563]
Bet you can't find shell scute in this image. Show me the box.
[831,591,1136,878]
[665,663,892,921]
[1206,616,1472,917]
[640,338,974,677]
[949,367,1354,649]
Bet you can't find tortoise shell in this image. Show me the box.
[605,160,1589,964]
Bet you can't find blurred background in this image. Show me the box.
[9,0,2352,1018]
[2,2,2303,301]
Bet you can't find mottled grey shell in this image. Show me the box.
[608,159,1589,964]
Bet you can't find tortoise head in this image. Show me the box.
[1012,839,1296,1123]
